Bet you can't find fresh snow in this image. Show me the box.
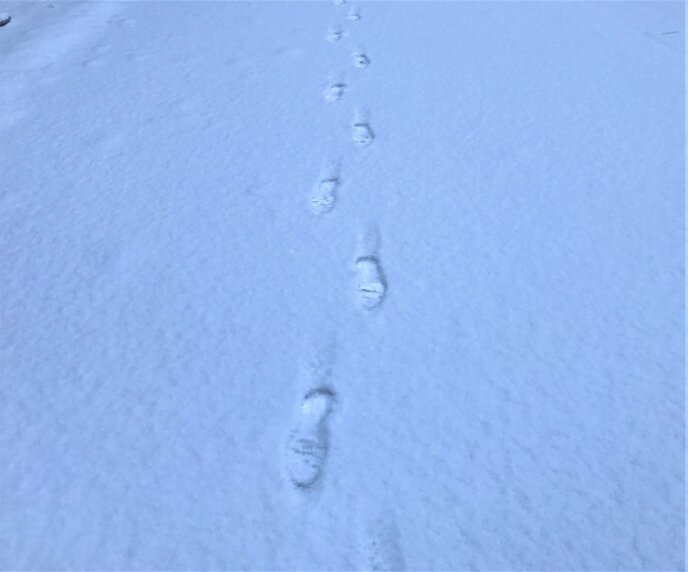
[0,1,684,570]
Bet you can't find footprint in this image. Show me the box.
[310,177,339,215]
[355,256,386,309]
[324,82,346,103]
[348,7,361,21]
[285,388,336,490]
[353,121,374,146]
[353,49,370,68]
[326,25,344,43]
[354,227,386,309]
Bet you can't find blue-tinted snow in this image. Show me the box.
[0,1,684,569]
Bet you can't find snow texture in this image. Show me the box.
[0,0,684,570]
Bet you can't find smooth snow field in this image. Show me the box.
[0,1,684,570]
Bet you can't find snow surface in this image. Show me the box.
[0,1,684,570]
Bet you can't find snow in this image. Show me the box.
[0,1,684,570]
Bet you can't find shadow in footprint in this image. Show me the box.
[327,25,344,43]
[325,82,346,103]
[353,47,370,68]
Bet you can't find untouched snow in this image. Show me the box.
[0,1,684,570]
